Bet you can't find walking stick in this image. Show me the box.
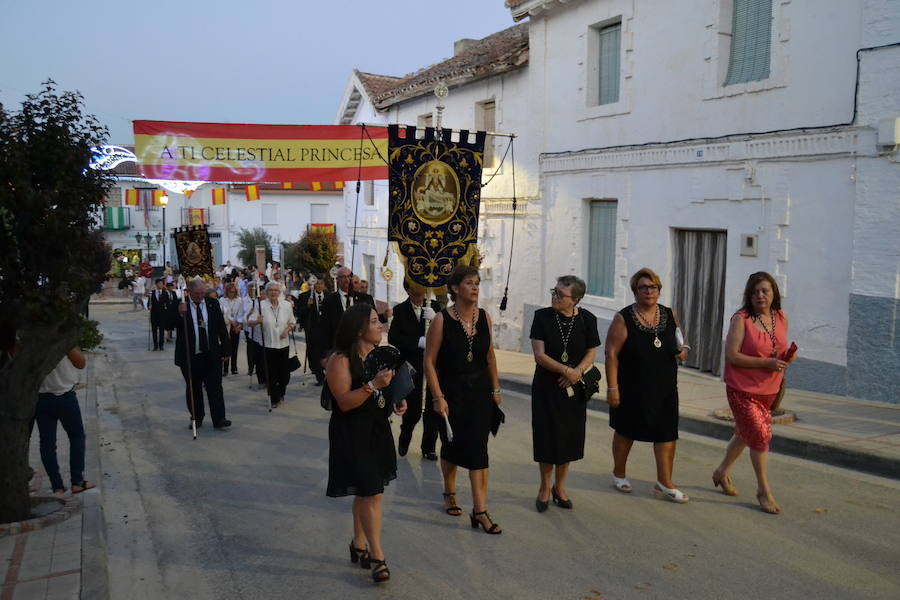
[181,300,199,440]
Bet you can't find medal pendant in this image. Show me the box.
[466,351,474,362]
[653,336,662,349]
[377,395,385,409]
[561,351,569,363]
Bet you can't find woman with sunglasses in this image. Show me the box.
[530,275,600,512]
[604,268,690,503]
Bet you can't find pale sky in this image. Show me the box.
[0,0,515,144]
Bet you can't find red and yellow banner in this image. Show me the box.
[310,223,336,236]
[152,190,167,206]
[211,188,226,205]
[133,120,388,183]
[125,189,139,206]
[188,208,205,225]
[245,184,260,202]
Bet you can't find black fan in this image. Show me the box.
[363,345,414,407]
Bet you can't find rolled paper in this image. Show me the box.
[444,414,454,442]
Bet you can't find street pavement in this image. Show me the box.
[7,302,900,599]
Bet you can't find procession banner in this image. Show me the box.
[387,125,486,293]
[173,225,215,278]
[133,120,388,183]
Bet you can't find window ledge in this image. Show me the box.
[579,100,631,121]
[704,75,786,100]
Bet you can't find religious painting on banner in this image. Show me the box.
[388,125,486,293]
[174,225,215,279]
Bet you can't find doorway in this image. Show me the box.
[672,229,727,375]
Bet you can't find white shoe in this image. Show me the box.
[613,476,633,493]
[654,481,689,503]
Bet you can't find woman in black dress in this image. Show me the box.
[530,275,600,512]
[424,265,503,534]
[604,268,690,502]
[325,304,406,583]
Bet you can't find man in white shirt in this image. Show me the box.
[131,276,147,311]
[35,348,95,494]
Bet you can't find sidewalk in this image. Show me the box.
[1,361,106,600]
[494,348,900,480]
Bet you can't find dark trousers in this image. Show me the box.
[35,390,86,491]
[224,331,240,374]
[245,332,256,374]
[305,336,325,383]
[251,340,267,384]
[264,346,290,401]
[180,353,227,425]
[399,376,439,453]
[151,319,166,349]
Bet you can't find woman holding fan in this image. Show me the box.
[325,304,405,583]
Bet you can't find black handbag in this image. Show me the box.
[288,333,301,372]
[320,381,334,411]
[490,404,505,437]
[580,365,602,398]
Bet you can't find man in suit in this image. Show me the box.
[388,279,440,460]
[297,277,328,385]
[320,266,355,350]
[173,279,232,430]
[149,278,171,351]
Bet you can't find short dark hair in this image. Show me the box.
[740,271,782,317]
[447,264,479,301]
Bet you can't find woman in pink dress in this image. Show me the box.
[713,272,796,514]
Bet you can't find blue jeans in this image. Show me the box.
[35,390,86,491]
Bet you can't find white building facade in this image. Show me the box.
[507,0,900,403]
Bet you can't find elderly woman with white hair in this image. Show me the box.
[254,281,297,407]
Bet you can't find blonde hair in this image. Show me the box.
[629,268,663,293]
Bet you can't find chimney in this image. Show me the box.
[454,38,478,56]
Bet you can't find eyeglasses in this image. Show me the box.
[550,288,573,299]
[636,285,660,293]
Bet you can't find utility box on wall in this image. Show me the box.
[740,234,759,257]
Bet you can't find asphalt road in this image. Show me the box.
[91,305,900,600]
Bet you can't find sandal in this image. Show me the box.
[469,510,502,534]
[369,558,390,583]
[712,470,738,496]
[442,492,463,516]
[349,541,370,569]
[613,476,633,494]
[757,493,781,515]
[71,481,96,494]
[653,482,689,504]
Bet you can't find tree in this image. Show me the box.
[288,231,337,291]
[234,227,272,268]
[0,81,112,523]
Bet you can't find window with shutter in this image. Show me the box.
[598,23,621,105]
[587,200,617,297]
[725,0,773,85]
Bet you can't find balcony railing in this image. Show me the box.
[102,206,131,230]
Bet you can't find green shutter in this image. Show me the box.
[588,201,617,297]
[104,206,128,230]
[598,23,621,105]
[725,0,772,85]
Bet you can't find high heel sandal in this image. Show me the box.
[756,493,781,515]
[653,481,689,504]
[470,510,502,534]
[551,486,573,509]
[442,492,463,516]
[369,558,390,583]
[712,470,738,496]
[349,541,370,569]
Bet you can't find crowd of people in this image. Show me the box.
[32,261,795,585]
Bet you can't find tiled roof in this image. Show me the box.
[363,23,528,110]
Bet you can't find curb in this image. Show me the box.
[500,376,900,481]
[81,354,111,600]
[0,495,81,538]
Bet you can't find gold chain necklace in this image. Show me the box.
[452,305,477,362]
[633,304,663,348]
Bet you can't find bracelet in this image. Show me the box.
[363,381,376,394]
[607,387,618,391]
[681,344,692,350]
[432,396,445,402]
[491,388,501,395]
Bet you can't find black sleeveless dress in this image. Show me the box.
[609,304,680,443]
[326,354,397,497]
[530,307,601,465]
[436,308,494,470]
